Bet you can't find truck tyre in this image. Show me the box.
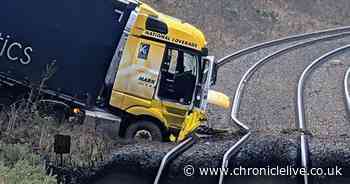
[124,120,163,142]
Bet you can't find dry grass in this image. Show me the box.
[0,103,125,168]
[0,61,128,170]
[0,84,135,182]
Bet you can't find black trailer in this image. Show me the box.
[0,0,136,103]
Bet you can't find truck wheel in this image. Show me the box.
[124,120,163,142]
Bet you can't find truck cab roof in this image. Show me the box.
[131,2,207,52]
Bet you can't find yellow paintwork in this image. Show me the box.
[131,3,207,51]
[177,108,207,142]
[208,90,231,109]
[126,103,170,128]
[109,1,211,141]
[113,35,165,100]
[110,90,170,129]
[110,90,152,110]
[160,100,188,129]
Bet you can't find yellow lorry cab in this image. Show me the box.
[109,2,228,141]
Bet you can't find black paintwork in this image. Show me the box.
[0,0,136,103]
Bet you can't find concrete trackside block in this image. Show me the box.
[84,110,121,140]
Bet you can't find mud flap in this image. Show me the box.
[177,110,206,142]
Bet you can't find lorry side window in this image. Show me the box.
[168,49,178,74]
[183,52,197,75]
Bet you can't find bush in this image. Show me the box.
[0,160,56,184]
[0,143,38,167]
[0,142,57,184]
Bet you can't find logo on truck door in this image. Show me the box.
[138,43,150,60]
[0,33,33,65]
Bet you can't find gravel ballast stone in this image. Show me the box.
[89,132,350,184]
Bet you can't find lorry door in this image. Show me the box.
[112,36,165,108]
[157,47,198,128]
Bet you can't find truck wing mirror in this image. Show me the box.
[211,62,218,86]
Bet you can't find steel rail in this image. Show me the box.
[297,45,350,184]
[219,32,350,184]
[154,28,350,184]
[344,66,350,115]
[217,26,350,67]
[219,132,251,184]
[153,136,197,184]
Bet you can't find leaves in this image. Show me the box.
[0,143,56,184]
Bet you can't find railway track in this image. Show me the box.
[153,136,197,184]
[297,45,350,184]
[220,34,350,184]
[344,66,350,115]
[216,25,350,67]
[154,26,350,184]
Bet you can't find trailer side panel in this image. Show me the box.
[0,0,136,102]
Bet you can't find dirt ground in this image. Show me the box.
[144,0,350,58]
